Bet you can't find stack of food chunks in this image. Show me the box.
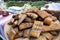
[6,8,60,40]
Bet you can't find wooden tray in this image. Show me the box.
[4,19,13,40]
[4,10,60,40]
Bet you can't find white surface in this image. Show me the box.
[41,3,60,10]
[4,6,23,13]
[4,4,32,13]
[8,6,23,11]
[0,14,13,25]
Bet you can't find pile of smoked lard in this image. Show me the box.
[7,8,60,40]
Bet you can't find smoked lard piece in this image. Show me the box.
[8,21,13,25]
[32,21,43,30]
[42,33,54,40]
[15,31,23,38]
[22,38,29,40]
[53,33,60,40]
[8,18,15,24]
[37,11,52,19]
[24,17,32,22]
[36,36,47,40]
[43,20,60,31]
[12,14,19,18]
[49,21,60,30]
[30,29,41,38]
[24,17,34,23]
[12,14,16,18]
[26,7,39,13]
[13,28,18,33]
[12,23,17,28]
[44,16,57,25]
[19,23,33,30]
[29,19,34,23]
[18,14,27,25]
[7,29,17,40]
[26,13,38,19]
[42,25,52,31]
[11,18,15,22]
[42,23,60,31]
[44,17,53,25]
[50,16,57,21]
[50,31,58,36]
[8,14,20,25]
[32,7,39,13]
[8,17,19,25]
[14,20,18,25]
[26,8,33,13]
[23,29,31,37]
[15,38,29,40]
[15,38,23,40]
[12,14,18,17]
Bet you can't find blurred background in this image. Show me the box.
[3,0,60,9]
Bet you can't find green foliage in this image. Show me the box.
[27,1,47,8]
[6,1,27,7]
[6,1,47,9]
[5,0,18,1]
